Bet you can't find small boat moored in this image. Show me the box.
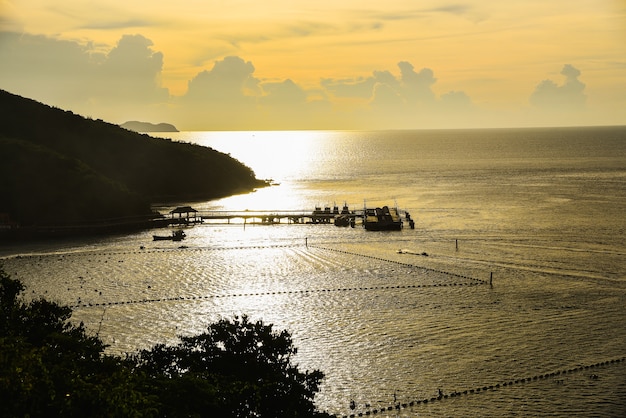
[153,230,186,241]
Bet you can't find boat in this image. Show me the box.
[311,206,333,224]
[334,202,353,227]
[363,206,403,231]
[153,230,186,241]
[334,214,351,227]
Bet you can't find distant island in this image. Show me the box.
[0,90,268,239]
[120,121,179,133]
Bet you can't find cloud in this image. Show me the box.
[1,29,600,130]
[321,77,375,99]
[430,4,472,15]
[398,61,437,103]
[174,56,263,129]
[184,56,260,101]
[441,90,472,109]
[79,19,154,30]
[371,82,404,109]
[530,64,586,110]
[368,63,447,109]
[0,30,478,129]
[320,61,472,129]
[93,34,169,102]
[257,79,322,129]
[0,31,168,120]
[0,32,95,100]
[178,59,334,130]
[261,79,307,106]
[324,62,442,108]
[364,3,485,24]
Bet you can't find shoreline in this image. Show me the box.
[0,216,171,242]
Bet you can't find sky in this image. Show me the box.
[1,1,625,130]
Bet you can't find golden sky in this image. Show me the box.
[1,0,625,130]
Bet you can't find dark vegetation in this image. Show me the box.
[0,90,267,227]
[0,267,331,417]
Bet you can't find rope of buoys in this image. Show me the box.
[334,357,626,417]
[4,243,307,262]
[312,245,489,285]
[69,281,485,309]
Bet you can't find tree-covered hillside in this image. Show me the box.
[0,90,267,227]
[0,137,148,225]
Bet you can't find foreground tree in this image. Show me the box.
[0,267,331,417]
[134,315,327,417]
[0,267,156,417]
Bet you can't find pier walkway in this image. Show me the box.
[196,209,361,225]
[163,204,364,225]
[163,205,415,229]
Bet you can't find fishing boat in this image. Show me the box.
[153,230,186,241]
[334,214,351,227]
[334,202,353,227]
[363,206,403,231]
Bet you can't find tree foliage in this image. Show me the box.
[133,315,326,417]
[0,267,330,417]
[0,267,156,417]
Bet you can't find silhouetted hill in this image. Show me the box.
[0,137,149,226]
[0,90,267,230]
[120,121,179,132]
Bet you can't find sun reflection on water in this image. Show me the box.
[169,130,336,180]
[168,130,348,211]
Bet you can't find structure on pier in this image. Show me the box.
[169,206,201,225]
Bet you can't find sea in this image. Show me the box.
[2,126,626,417]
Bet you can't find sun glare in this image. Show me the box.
[168,130,341,211]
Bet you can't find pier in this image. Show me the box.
[200,209,354,225]
[164,205,415,228]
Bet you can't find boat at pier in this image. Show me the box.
[311,206,333,223]
[334,214,351,227]
[334,203,354,227]
[363,206,403,231]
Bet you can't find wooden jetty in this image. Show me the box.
[163,204,415,229]
[199,209,351,225]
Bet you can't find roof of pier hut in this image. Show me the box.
[170,206,198,218]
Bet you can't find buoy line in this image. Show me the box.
[332,357,626,417]
[68,244,488,309]
[312,245,489,285]
[69,281,484,309]
[5,243,305,261]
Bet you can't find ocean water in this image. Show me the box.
[2,127,626,417]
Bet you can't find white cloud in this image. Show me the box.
[321,77,375,99]
[441,90,472,108]
[184,56,260,102]
[398,61,437,103]
[93,34,169,103]
[261,79,307,106]
[0,31,168,120]
[530,64,586,110]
